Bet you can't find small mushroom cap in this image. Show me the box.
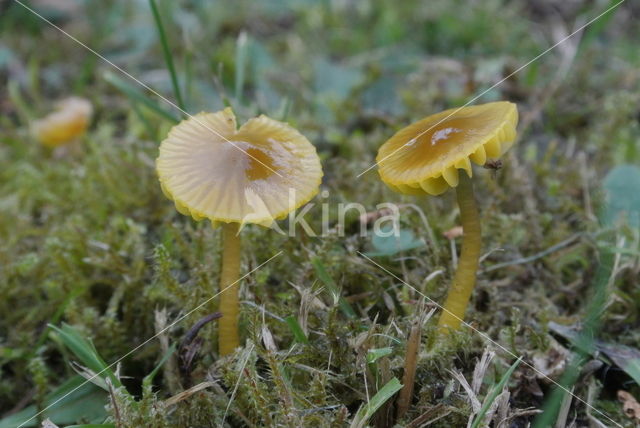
[33,97,93,148]
[156,108,323,227]
[376,101,518,196]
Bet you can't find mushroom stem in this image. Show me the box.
[437,173,482,331]
[218,222,242,355]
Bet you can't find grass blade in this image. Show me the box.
[311,257,357,319]
[532,247,615,428]
[49,323,122,389]
[578,0,623,54]
[470,357,522,428]
[104,71,180,123]
[366,347,392,364]
[0,377,106,428]
[148,0,185,113]
[351,377,403,428]
[234,31,249,102]
[143,343,177,388]
[284,315,309,344]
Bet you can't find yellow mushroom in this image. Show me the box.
[33,97,93,148]
[376,101,518,331]
[156,107,322,355]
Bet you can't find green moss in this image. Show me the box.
[1,0,640,426]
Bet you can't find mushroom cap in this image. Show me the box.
[156,108,323,227]
[376,101,518,196]
[33,97,93,148]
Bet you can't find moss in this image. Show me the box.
[1,0,640,426]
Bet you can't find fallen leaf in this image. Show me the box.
[549,322,640,387]
[597,342,640,387]
[617,390,640,422]
[532,339,570,382]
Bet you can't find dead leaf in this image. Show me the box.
[549,322,640,387]
[617,390,640,422]
[513,367,543,398]
[532,339,570,382]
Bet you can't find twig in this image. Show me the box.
[406,404,451,428]
[106,379,122,428]
[484,233,582,273]
[180,312,222,347]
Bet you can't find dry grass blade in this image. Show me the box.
[494,389,512,428]
[154,309,182,394]
[406,404,451,428]
[397,306,435,420]
[470,358,523,428]
[472,349,495,395]
[164,382,216,407]
[450,370,482,414]
[554,385,574,428]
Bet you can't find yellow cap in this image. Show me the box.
[33,97,93,148]
[156,108,323,227]
[376,101,518,196]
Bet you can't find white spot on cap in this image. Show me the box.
[431,127,461,146]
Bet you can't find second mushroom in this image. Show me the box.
[376,101,518,331]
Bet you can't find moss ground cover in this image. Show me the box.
[1,1,639,426]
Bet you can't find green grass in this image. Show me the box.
[1,0,640,427]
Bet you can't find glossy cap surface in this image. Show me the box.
[376,101,518,195]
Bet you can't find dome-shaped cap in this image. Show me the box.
[156,108,323,227]
[376,101,518,196]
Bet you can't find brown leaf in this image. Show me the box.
[532,339,570,382]
[617,390,640,422]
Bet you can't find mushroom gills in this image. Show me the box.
[419,175,449,195]
[470,145,486,165]
[392,182,425,196]
[484,138,502,158]
[455,157,472,177]
[442,166,459,187]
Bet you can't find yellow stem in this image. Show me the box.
[218,222,241,355]
[437,173,481,332]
